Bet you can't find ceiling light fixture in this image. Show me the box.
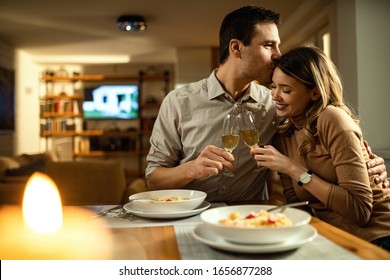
[116,15,147,32]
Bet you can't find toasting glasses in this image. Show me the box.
[221,113,240,177]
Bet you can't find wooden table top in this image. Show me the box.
[106,218,389,260]
[109,226,180,260]
[309,217,390,260]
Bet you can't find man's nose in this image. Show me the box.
[272,47,282,61]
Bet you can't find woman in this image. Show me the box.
[253,45,390,250]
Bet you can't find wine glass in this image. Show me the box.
[221,113,240,177]
[238,109,265,172]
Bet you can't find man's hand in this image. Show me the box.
[364,141,389,188]
[147,145,235,190]
[188,145,235,179]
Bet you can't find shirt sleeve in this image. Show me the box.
[145,93,182,179]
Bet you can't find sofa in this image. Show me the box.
[0,153,147,205]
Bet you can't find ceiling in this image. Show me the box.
[0,0,328,64]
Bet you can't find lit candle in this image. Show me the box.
[0,172,113,259]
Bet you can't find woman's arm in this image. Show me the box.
[255,108,373,226]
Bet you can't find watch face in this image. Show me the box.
[300,172,311,183]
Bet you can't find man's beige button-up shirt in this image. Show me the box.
[146,70,277,202]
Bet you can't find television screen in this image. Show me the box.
[83,85,139,120]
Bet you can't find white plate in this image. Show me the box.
[193,224,318,254]
[123,201,211,219]
[129,189,206,213]
[200,205,311,244]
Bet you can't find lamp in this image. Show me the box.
[116,15,147,31]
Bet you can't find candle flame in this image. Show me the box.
[23,172,63,234]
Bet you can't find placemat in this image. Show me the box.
[174,224,361,260]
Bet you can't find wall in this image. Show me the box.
[175,47,216,86]
[356,0,390,151]
[335,0,390,157]
[15,50,41,154]
[332,0,358,109]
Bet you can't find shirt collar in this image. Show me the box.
[206,69,271,105]
[206,70,226,100]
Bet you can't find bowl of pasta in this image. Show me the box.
[128,189,207,213]
[200,205,311,244]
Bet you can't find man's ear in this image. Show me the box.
[230,39,241,57]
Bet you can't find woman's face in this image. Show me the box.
[271,67,318,118]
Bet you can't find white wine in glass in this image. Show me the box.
[239,129,259,149]
[221,113,239,177]
[238,109,265,172]
[222,134,240,153]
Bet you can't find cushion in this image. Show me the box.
[14,153,51,166]
[0,156,20,170]
[5,158,46,177]
[0,153,53,180]
[0,157,20,181]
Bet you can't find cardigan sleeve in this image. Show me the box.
[272,134,301,204]
[317,106,373,225]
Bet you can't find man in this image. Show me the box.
[145,6,388,202]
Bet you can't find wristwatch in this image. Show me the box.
[298,170,312,186]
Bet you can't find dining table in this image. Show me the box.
[89,201,390,260]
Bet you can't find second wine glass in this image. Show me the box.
[238,109,265,172]
[221,113,240,177]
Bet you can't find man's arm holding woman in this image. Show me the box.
[365,141,389,188]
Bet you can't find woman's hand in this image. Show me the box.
[251,145,301,176]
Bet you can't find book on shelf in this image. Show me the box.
[40,99,80,114]
[74,138,90,153]
[40,119,76,133]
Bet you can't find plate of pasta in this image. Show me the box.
[129,189,206,213]
[200,205,312,244]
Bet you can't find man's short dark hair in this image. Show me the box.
[219,6,280,64]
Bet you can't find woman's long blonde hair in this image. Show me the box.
[275,44,359,156]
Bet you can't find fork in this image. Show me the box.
[91,205,123,218]
[267,201,309,213]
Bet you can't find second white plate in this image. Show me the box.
[124,200,211,219]
[193,224,318,254]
